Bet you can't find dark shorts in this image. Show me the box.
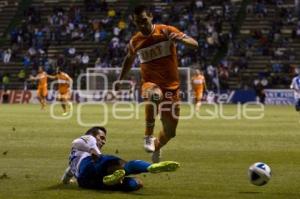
[77,155,122,190]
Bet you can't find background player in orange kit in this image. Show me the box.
[191,69,206,111]
[48,68,73,115]
[29,66,49,110]
[118,5,198,162]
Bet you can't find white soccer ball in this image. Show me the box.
[248,162,271,186]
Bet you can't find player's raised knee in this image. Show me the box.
[142,82,163,102]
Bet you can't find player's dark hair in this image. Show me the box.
[85,126,107,136]
[133,5,151,16]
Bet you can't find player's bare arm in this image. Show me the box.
[118,53,136,81]
[28,75,37,81]
[169,32,198,49]
[47,74,56,79]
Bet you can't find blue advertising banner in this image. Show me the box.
[265,89,294,105]
[230,90,256,103]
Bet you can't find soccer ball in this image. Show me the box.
[248,162,271,186]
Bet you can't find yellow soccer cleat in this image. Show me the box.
[147,161,180,173]
[103,169,126,186]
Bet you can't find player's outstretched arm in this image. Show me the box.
[174,34,198,49]
[28,75,37,81]
[118,53,136,81]
[47,75,56,79]
[166,26,198,49]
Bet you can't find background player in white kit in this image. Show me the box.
[61,126,180,191]
[290,68,300,112]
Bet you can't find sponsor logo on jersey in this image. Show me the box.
[137,40,172,63]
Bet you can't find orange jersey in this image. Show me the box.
[129,24,186,90]
[37,72,48,89]
[56,72,71,94]
[192,75,205,91]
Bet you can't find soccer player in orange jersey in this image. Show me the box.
[191,69,206,111]
[118,5,198,162]
[29,66,48,110]
[49,68,73,115]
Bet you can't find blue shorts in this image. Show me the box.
[77,155,122,189]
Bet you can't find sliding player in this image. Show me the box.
[61,126,180,191]
[118,5,198,162]
[191,69,206,111]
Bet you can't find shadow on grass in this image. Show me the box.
[44,183,79,191]
[42,183,164,196]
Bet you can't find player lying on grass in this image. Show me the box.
[61,126,180,191]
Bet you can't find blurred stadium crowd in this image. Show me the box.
[0,0,299,92]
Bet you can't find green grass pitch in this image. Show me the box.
[0,104,300,199]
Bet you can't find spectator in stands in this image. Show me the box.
[22,54,31,70]
[107,7,116,18]
[18,69,26,82]
[10,28,19,45]
[3,49,12,64]
[34,28,45,49]
[71,28,84,41]
[90,18,100,32]
[195,0,204,10]
[94,30,101,42]
[2,74,10,89]
[255,1,267,18]
[66,46,76,57]
[118,19,127,30]
[28,46,37,58]
[99,29,108,42]
[81,53,90,67]
[57,54,66,68]
[246,3,253,14]
[94,57,102,68]
[271,61,283,73]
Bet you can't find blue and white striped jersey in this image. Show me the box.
[290,76,300,99]
[69,135,101,177]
